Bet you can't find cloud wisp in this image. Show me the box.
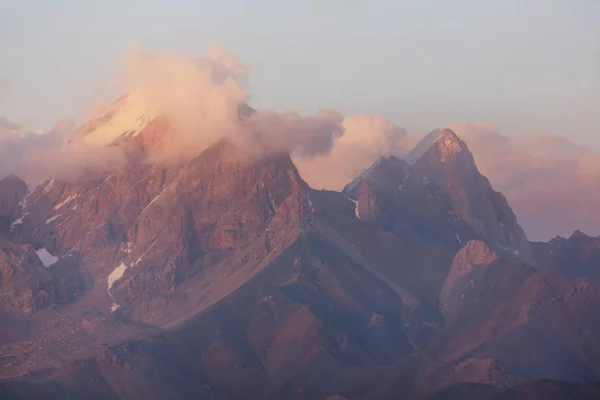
[0,118,127,185]
[0,45,407,189]
[293,114,408,191]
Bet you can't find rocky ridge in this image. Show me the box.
[0,108,598,400]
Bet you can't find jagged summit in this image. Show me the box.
[341,127,531,259]
[405,128,465,165]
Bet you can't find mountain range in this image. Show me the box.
[0,97,599,399]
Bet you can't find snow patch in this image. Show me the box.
[78,91,157,146]
[42,178,55,195]
[496,243,521,258]
[46,214,62,224]
[35,248,59,268]
[53,194,77,210]
[455,233,465,246]
[108,262,128,290]
[398,173,411,192]
[18,197,28,210]
[348,197,360,219]
[111,303,120,313]
[132,255,144,267]
[10,217,23,229]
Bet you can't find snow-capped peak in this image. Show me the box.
[71,91,157,146]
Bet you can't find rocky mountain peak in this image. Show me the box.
[411,128,474,171]
[340,128,530,260]
[0,238,57,314]
[430,129,469,161]
[407,129,531,259]
[405,128,467,165]
[439,240,500,323]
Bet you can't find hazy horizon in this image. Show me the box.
[1,1,598,147]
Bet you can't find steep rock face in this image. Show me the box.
[342,155,473,245]
[427,256,600,393]
[340,154,475,309]
[0,228,417,399]
[342,129,530,259]
[0,175,27,233]
[409,129,530,259]
[531,230,600,279]
[338,128,531,311]
[11,139,312,324]
[439,240,499,323]
[0,238,56,314]
[308,188,447,348]
[113,143,313,324]
[343,156,410,228]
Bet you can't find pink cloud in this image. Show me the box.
[448,123,600,240]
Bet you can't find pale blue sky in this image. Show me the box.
[1,0,598,146]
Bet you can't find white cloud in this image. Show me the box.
[294,114,408,191]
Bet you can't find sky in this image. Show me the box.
[0,0,599,147]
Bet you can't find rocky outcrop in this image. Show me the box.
[439,240,498,323]
[0,239,55,314]
[11,139,313,324]
[430,257,600,389]
[0,175,27,233]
